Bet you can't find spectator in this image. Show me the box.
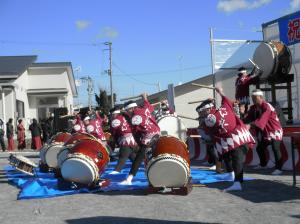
[29,119,42,150]
[17,119,26,150]
[0,119,6,151]
[6,118,14,151]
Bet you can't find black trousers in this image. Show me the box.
[223,145,248,183]
[0,135,6,151]
[207,145,219,164]
[256,139,282,170]
[114,146,137,172]
[129,147,146,176]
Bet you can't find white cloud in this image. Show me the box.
[75,20,91,30]
[217,0,272,13]
[97,27,119,39]
[284,0,300,14]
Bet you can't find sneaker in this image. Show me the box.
[119,179,132,185]
[108,171,120,175]
[253,165,268,170]
[271,169,283,175]
[209,165,216,170]
[224,181,242,192]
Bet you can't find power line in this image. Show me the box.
[113,65,210,76]
[113,62,159,86]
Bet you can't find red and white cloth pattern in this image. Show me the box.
[131,99,160,145]
[246,101,283,141]
[86,118,105,141]
[235,75,258,104]
[110,114,137,147]
[187,127,300,171]
[201,96,255,155]
[73,116,86,133]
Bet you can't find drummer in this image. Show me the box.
[196,101,222,173]
[243,89,284,175]
[109,105,138,174]
[83,116,106,141]
[198,87,255,191]
[72,113,86,133]
[120,93,161,185]
[235,66,261,115]
[155,100,176,118]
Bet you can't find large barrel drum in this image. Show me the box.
[145,136,190,188]
[253,41,292,81]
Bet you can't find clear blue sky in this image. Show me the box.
[0,0,298,106]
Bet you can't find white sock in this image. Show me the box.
[224,181,242,191]
[126,174,133,182]
[109,170,120,175]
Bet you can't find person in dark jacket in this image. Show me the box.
[29,119,42,150]
[0,119,6,151]
[6,118,14,151]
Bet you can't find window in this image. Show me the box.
[16,100,25,118]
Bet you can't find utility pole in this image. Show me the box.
[210,27,216,100]
[104,42,114,108]
[80,76,94,110]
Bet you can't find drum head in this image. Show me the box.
[147,157,189,187]
[39,144,49,164]
[45,144,65,168]
[157,116,187,140]
[57,147,71,168]
[61,157,96,185]
[253,42,276,79]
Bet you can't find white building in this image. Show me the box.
[0,56,77,128]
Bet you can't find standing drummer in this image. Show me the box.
[198,87,255,191]
[109,105,138,174]
[120,93,161,185]
[235,66,261,115]
[244,89,284,175]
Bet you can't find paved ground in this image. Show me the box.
[0,150,299,224]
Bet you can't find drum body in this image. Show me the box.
[64,132,96,146]
[51,132,72,144]
[61,139,110,185]
[157,115,187,140]
[145,136,190,188]
[40,132,72,168]
[9,154,37,176]
[253,41,292,81]
[57,133,96,168]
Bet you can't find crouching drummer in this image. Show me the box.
[198,87,255,191]
[120,93,161,185]
[109,106,138,174]
[196,102,222,173]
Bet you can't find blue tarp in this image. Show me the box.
[4,161,250,200]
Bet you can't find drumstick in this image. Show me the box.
[151,102,161,106]
[191,83,216,90]
[248,58,261,70]
[189,135,201,138]
[188,100,206,104]
[177,114,198,121]
[59,114,75,119]
[120,95,142,102]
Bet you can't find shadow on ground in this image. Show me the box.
[65,216,220,224]
[207,179,300,203]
